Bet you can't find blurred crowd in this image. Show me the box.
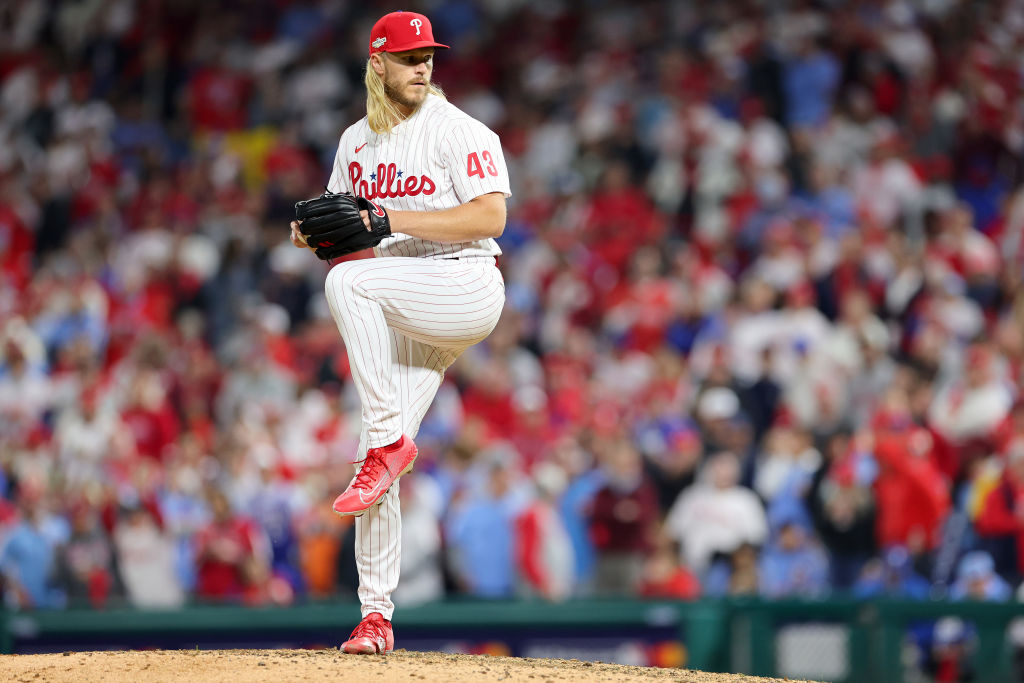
[1,0,1024,612]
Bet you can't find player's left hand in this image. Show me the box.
[294,191,391,261]
[290,220,312,249]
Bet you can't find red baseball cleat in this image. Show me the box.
[332,435,418,516]
[340,612,394,654]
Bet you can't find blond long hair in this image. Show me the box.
[365,58,446,134]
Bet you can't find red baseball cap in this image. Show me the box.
[369,11,449,56]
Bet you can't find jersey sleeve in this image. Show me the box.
[440,119,511,202]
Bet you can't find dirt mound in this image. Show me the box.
[0,649,814,682]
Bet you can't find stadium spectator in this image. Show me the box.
[393,474,445,608]
[445,446,525,598]
[853,546,932,600]
[641,423,703,515]
[113,502,184,609]
[55,500,120,608]
[929,342,1015,479]
[753,423,821,507]
[704,543,761,598]
[237,463,305,600]
[0,329,53,436]
[807,430,878,589]
[555,436,604,593]
[588,438,659,595]
[949,551,1013,602]
[54,383,118,486]
[638,537,701,601]
[782,31,840,131]
[758,506,830,598]
[871,416,952,554]
[919,616,978,683]
[515,463,575,602]
[0,485,66,609]
[974,439,1024,583]
[296,481,350,600]
[193,489,269,604]
[159,458,210,593]
[665,452,768,574]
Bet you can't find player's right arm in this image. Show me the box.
[385,117,509,242]
[385,191,506,242]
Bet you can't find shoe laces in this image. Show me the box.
[350,613,389,642]
[352,451,389,491]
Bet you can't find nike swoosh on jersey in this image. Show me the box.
[355,143,367,153]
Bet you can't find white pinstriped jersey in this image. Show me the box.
[327,94,510,259]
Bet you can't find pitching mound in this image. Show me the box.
[1,649,814,682]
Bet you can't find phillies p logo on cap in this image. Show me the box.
[368,11,450,55]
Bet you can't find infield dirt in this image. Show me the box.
[0,648,819,682]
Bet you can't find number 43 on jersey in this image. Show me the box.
[467,151,498,178]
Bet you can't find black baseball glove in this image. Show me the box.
[294,191,391,260]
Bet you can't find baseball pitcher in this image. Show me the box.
[289,10,508,654]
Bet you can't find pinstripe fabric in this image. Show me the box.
[324,91,509,624]
[327,94,510,260]
[325,256,504,449]
[351,326,457,619]
[326,257,504,620]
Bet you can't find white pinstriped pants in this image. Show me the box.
[324,255,505,619]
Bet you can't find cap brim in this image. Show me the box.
[385,40,449,52]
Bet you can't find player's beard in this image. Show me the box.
[383,67,428,112]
